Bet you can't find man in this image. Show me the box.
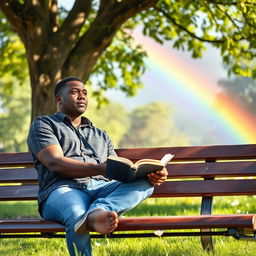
[27,77,168,256]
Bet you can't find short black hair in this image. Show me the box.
[55,77,83,96]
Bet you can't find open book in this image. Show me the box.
[106,153,174,183]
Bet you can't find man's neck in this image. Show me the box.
[70,116,82,127]
[64,114,82,127]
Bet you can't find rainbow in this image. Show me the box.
[133,31,256,144]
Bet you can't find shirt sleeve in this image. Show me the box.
[27,117,60,157]
[105,132,117,157]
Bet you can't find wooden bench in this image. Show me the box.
[1,144,256,251]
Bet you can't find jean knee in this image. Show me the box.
[132,179,154,197]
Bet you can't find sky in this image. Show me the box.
[59,1,256,146]
[107,31,226,109]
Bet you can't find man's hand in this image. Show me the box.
[147,167,168,186]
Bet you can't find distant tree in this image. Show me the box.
[0,78,31,152]
[85,99,130,147]
[119,102,189,147]
[218,76,256,114]
[1,1,256,120]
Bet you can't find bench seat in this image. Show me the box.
[1,214,255,234]
[1,145,256,249]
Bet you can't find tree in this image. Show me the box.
[1,0,256,119]
[119,102,189,147]
[85,99,130,147]
[0,78,31,152]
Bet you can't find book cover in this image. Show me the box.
[106,153,174,183]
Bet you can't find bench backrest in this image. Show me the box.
[1,144,256,201]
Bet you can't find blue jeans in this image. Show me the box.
[41,179,154,256]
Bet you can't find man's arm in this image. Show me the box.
[37,144,106,178]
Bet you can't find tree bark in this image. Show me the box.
[0,0,158,119]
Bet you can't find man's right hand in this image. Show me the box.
[147,167,168,186]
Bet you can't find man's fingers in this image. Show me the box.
[149,175,166,182]
[148,172,167,180]
[148,174,166,186]
[147,167,168,186]
[156,168,168,176]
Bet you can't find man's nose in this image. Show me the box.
[78,91,85,98]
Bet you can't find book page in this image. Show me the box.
[160,154,174,166]
[107,156,134,166]
[135,158,162,166]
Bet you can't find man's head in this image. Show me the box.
[55,77,88,117]
[55,77,83,96]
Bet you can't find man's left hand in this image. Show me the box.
[147,168,168,186]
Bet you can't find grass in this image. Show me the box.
[0,196,256,255]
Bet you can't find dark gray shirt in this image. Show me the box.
[27,112,116,212]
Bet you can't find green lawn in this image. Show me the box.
[0,196,256,256]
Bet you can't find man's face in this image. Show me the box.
[56,80,88,117]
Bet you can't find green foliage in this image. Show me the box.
[90,26,147,101]
[137,0,256,77]
[85,99,130,148]
[0,12,28,92]
[0,78,31,152]
[119,102,189,147]
[85,100,189,148]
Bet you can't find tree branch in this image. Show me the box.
[241,8,256,29]
[216,5,242,30]
[99,0,116,13]
[49,0,58,31]
[39,0,93,80]
[202,1,220,30]
[206,0,256,5]
[56,0,92,38]
[155,7,224,44]
[0,0,54,57]
[0,1,27,42]
[64,0,158,80]
[215,4,255,41]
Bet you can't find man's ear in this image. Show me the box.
[55,95,62,105]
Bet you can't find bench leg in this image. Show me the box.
[228,229,256,241]
[200,195,214,251]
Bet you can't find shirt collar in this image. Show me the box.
[54,112,93,128]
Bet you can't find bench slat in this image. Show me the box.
[0,168,38,183]
[117,214,256,231]
[1,161,256,184]
[167,161,256,178]
[0,214,255,233]
[116,144,256,161]
[0,185,38,200]
[1,179,256,200]
[1,144,256,168]
[0,153,33,167]
[153,179,256,197]
[0,219,64,233]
